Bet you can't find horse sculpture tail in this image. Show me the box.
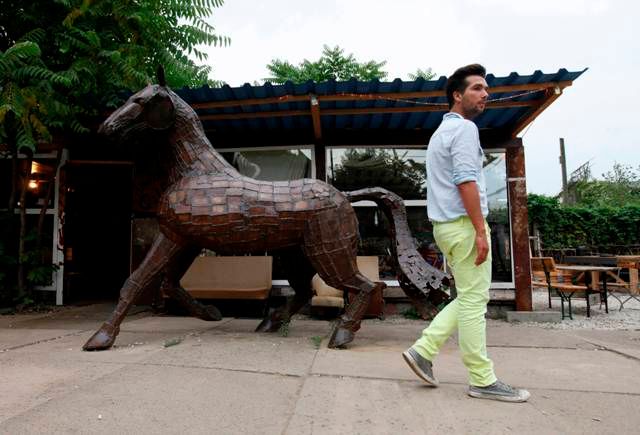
[344,187,452,319]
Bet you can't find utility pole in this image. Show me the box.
[559,137,568,203]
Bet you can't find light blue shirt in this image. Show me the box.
[426,112,488,222]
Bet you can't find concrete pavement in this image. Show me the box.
[1,304,639,434]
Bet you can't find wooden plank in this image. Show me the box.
[198,99,539,121]
[205,127,515,149]
[309,95,322,142]
[65,160,134,166]
[199,109,309,121]
[190,81,573,110]
[630,268,639,295]
[510,88,562,137]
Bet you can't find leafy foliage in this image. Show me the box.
[408,68,436,81]
[528,194,640,249]
[0,41,72,152]
[0,0,229,306]
[569,163,640,207]
[264,45,435,84]
[265,45,388,84]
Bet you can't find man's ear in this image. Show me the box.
[145,90,175,130]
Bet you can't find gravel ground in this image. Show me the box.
[510,289,640,330]
[354,289,640,331]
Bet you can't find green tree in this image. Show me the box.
[568,162,640,207]
[265,45,388,83]
[0,0,229,306]
[264,45,436,84]
[408,68,436,81]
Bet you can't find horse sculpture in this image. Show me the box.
[83,71,450,351]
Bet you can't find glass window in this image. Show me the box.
[326,147,436,280]
[484,152,512,283]
[352,206,441,280]
[0,158,56,210]
[326,147,513,284]
[327,148,426,200]
[220,149,312,181]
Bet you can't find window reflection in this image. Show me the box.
[484,153,512,282]
[221,149,312,181]
[328,148,426,200]
[326,148,513,284]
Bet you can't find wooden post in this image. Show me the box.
[310,95,326,181]
[559,138,568,204]
[506,141,533,311]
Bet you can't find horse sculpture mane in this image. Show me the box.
[84,76,450,351]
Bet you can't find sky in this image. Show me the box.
[200,0,639,195]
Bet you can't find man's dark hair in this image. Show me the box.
[445,64,486,109]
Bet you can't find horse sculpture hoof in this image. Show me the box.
[328,326,355,349]
[83,326,117,351]
[198,305,223,321]
[255,317,282,333]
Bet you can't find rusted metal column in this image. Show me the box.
[506,141,532,311]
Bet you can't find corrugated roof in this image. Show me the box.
[174,68,586,144]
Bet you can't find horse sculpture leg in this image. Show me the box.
[327,275,386,348]
[300,203,384,348]
[256,247,316,332]
[159,247,222,322]
[83,233,186,351]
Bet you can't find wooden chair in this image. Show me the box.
[531,257,588,319]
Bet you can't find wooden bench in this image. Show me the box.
[531,257,589,319]
[180,256,273,300]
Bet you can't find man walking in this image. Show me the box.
[402,64,530,402]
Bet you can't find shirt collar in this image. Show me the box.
[443,112,464,120]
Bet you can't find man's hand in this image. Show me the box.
[474,231,489,266]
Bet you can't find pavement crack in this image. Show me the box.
[487,344,582,350]
[279,333,326,435]
[91,359,304,379]
[570,334,640,363]
[0,329,92,353]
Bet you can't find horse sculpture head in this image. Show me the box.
[99,67,176,140]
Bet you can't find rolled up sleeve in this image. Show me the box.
[451,121,481,185]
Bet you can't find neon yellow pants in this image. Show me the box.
[412,216,497,387]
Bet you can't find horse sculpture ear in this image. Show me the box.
[145,90,175,130]
[157,65,166,87]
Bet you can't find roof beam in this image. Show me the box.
[509,87,563,137]
[198,99,541,121]
[190,81,573,110]
[205,126,515,148]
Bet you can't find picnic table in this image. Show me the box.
[562,255,640,309]
[555,265,616,317]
